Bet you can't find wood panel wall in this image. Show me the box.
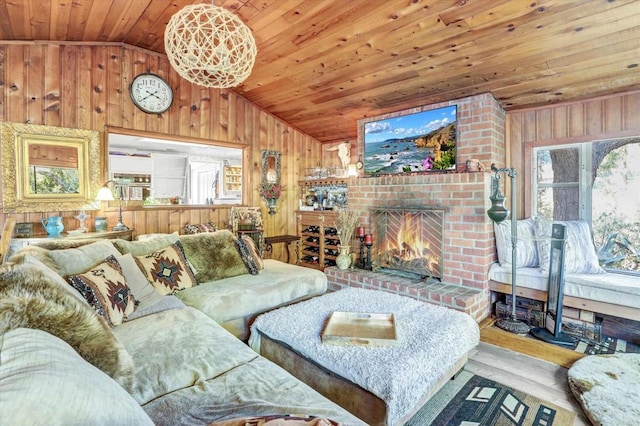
[0,42,324,261]
[506,90,640,217]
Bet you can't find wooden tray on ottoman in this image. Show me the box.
[321,311,397,346]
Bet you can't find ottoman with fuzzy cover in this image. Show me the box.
[249,288,480,426]
[568,353,640,425]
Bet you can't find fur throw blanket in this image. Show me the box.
[0,262,135,391]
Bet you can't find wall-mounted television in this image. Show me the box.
[363,105,457,176]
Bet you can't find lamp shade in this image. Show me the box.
[96,186,115,201]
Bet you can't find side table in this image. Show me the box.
[264,235,300,264]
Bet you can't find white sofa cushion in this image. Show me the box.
[113,306,259,406]
[0,328,153,425]
[176,259,327,325]
[493,218,539,267]
[113,232,179,256]
[116,252,165,310]
[142,356,366,426]
[47,240,121,277]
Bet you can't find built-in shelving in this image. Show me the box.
[224,165,242,193]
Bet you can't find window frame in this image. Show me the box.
[531,142,592,223]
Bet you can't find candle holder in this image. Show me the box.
[364,241,373,270]
[356,235,365,268]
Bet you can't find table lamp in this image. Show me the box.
[96,181,129,231]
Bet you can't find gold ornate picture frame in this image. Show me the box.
[1,122,100,213]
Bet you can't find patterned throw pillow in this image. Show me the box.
[493,218,539,267]
[67,255,135,326]
[533,217,605,274]
[236,235,264,275]
[134,241,197,295]
[183,222,217,234]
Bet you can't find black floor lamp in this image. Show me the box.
[487,164,530,334]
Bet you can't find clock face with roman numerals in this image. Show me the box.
[129,73,173,114]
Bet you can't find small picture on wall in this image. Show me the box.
[14,222,34,238]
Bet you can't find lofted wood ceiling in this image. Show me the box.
[1,0,639,143]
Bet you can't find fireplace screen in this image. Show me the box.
[372,208,444,279]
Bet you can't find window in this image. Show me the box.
[532,138,640,274]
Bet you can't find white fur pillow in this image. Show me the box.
[0,263,135,391]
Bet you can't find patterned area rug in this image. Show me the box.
[406,370,575,426]
[574,336,640,355]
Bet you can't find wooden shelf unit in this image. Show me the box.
[296,210,340,270]
[224,165,242,193]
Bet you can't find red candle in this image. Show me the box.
[364,234,373,244]
[357,226,366,237]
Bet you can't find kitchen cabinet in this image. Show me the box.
[152,154,187,199]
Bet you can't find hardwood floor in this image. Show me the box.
[470,319,591,425]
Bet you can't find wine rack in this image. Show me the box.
[296,211,339,270]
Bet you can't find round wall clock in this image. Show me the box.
[130,73,173,114]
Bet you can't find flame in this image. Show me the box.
[378,212,441,274]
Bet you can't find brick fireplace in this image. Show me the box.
[325,93,506,322]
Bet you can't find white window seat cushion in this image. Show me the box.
[488,263,640,309]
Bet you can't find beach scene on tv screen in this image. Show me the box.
[364,105,457,175]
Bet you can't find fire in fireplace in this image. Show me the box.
[372,208,444,280]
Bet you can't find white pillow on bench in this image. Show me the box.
[533,217,605,274]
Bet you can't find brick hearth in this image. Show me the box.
[325,267,488,321]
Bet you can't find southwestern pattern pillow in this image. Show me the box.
[242,235,264,270]
[533,217,605,274]
[134,241,197,295]
[183,222,217,234]
[236,235,261,275]
[67,255,135,326]
[493,218,539,267]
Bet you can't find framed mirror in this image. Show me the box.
[107,128,246,206]
[261,150,281,185]
[1,122,100,213]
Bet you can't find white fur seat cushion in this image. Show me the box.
[568,353,640,426]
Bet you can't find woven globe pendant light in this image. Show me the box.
[164,2,257,88]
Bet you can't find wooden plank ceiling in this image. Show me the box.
[1,0,639,143]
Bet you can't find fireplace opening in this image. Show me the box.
[372,208,444,282]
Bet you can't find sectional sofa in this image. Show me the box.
[0,230,365,425]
